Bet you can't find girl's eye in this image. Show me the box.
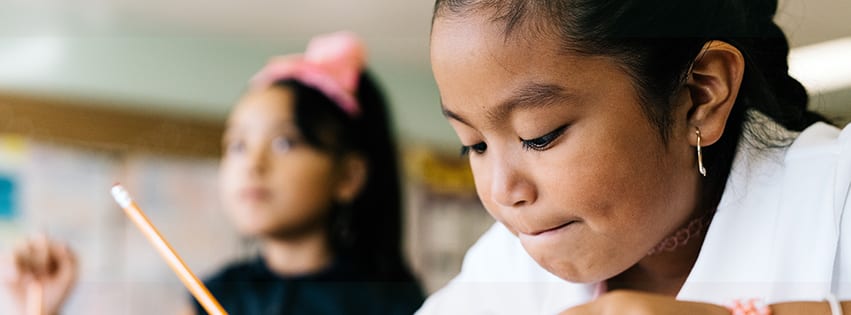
[226,139,246,154]
[460,142,488,156]
[521,125,567,151]
[272,136,296,152]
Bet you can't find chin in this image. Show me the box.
[231,219,275,236]
[551,267,602,284]
[539,260,591,283]
[526,248,607,284]
[233,224,264,237]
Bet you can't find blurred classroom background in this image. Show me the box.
[0,0,850,313]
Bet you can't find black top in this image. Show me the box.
[192,256,425,315]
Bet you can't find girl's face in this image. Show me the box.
[220,86,343,239]
[431,15,701,283]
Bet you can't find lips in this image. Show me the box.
[529,220,577,236]
[239,187,272,202]
[523,220,578,236]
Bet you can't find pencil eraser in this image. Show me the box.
[111,185,133,208]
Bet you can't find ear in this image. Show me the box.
[684,41,745,147]
[333,154,368,204]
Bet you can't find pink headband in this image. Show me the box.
[250,31,366,117]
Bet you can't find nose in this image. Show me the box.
[489,154,537,208]
[246,145,269,175]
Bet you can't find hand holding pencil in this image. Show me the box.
[1,235,77,315]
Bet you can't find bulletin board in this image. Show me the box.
[0,92,245,314]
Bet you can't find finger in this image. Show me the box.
[29,236,52,278]
[50,241,72,265]
[41,236,64,275]
[9,242,38,287]
[50,241,78,282]
[13,241,34,276]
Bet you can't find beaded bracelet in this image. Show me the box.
[727,298,771,315]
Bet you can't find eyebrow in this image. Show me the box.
[224,119,298,135]
[442,82,576,126]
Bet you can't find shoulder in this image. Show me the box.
[192,259,272,314]
[722,118,850,211]
[785,121,851,211]
[716,119,851,241]
[787,121,847,159]
[201,258,278,305]
[357,280,426,315]
[203,259,267,286]
[680,120,851,304]
[327,256,426,311]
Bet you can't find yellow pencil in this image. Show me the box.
[110,184,227,315]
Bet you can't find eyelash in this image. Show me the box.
[225,139,246,154]
[222,135,300,155]
[521,125,567,151]
[459,125,568,156]
[460,142,487,156]
[272,136,297,152]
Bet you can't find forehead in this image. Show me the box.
[229,87,295,124]
[430,15,624,123]
[431,16,557,96]
[431,13,563,69]
[225,87,303,137]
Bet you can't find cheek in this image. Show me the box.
[218,159,240,201]
[553,126,690,239]
[562,138,642,204]
[269,157,337,208]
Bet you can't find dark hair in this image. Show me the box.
[272,72,417,282]
[433,0,827,213]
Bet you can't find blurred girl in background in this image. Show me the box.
[192,31,424,314]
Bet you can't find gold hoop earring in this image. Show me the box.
[696,128,707,176]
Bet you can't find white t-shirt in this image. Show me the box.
[417,120,851,314]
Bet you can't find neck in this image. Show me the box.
[606,217,709,296]
[260,228,334,276]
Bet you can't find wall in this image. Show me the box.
[0,135,245,314]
